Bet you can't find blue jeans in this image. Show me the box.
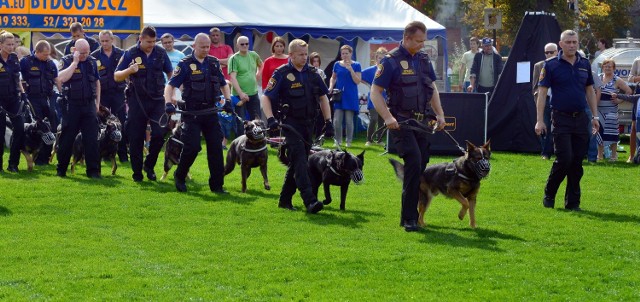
[585,107,598,162]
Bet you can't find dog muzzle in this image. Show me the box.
[41,132,56,145]
[252,126,265,140]
[350,169,364,185]
[472,158,491,179]
[110,130,123,142]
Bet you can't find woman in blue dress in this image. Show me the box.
[328,45,361,147]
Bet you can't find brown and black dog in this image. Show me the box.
[160,120,191,181]
[390,140,491,229]
[71,106,123,175]
[224,119,270,193]
[21,118,55,171]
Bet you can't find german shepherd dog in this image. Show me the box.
[308,150,365,210]
[224,119,270,193]
[21,118,55,171]
[71,107,123,175]
[389,140,491,229]
[160,120,190,181]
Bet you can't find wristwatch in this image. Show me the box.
[592,116,600,120]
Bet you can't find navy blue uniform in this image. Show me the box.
[20,54,59,164]
[56,55,101,177]
[168,55,226,191]
[264,61,328,209]
[538,50,594,209]
[92,46,128,161]
[0,52,25,171]
[64,37,100,55]
[116,43,172,181]
[373,44,436,225]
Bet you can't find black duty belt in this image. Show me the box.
[552,109,584,118]
[395,110,429,122]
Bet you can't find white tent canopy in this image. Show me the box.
[144,0,446,41]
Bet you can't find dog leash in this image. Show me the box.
[372,116,466,154]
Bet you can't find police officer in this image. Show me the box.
[370,21,446,232]
[261,39,334,214]
[56,39,102,178]
[20,40,61,165]
[0,31,26,173]
[535,30,599,211]
[164,33,232,193]
[115,26,173,182]
[92,30,128,162]
[63,22,100,55]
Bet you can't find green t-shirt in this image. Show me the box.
[228,51,262,96]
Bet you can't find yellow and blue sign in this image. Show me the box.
[0,0,142,33]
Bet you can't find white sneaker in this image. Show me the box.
[346,142,352,147]
[365,141,371,146]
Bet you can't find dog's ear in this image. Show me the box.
[465,140,477,152]
[482,139,491,151]
[357,150,365,164]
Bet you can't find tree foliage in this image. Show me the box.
[459,0,634,56]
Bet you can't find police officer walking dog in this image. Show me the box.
[0,31,25,173]
[92,30,128,163]
[370,21,446,232]
[164,33,233,193]
[535,30,599,211]
[56,39,102,178]
[115,26,173,182]
[261,39,334,214]
[19,40,61,166]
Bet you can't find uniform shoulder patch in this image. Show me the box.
[539,67,545,82]
[266,77,277,91]
[374,63,384,79]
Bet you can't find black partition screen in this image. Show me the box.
[387,92,488,156]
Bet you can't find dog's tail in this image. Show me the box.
[388,158,405,182]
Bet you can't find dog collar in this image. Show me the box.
[242,145,268,153]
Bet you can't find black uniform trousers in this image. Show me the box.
[279,118,316,206]
[0,96,25,168]
[29,95,56,164]
[392,116,431,222]
[100,89,128,160]
[56,102,100,175]
[545,110,590,209]
[127,96,164,180]
[174,114,224,191]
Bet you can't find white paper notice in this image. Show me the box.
[517,62,530,83]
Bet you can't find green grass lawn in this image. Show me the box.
[1,138,639,300]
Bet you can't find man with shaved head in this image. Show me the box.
[56,38,102,178]
[164,33,232,193]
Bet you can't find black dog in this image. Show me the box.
[71,107,122,175]
[224,119,270,193]
[21,118,55,171]
[160,120,192,181]
[308,149,364,210]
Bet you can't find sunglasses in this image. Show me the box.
[240,43,249,46]
[544,51,556,55]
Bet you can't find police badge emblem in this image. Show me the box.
[286,73,295,81]
[134,57,142,64]
[96,60,101,67]
[189,64,197,71]
[400,60,409,69]
[0,62,3,68]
